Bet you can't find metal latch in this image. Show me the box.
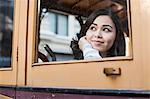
[103,68,121,76]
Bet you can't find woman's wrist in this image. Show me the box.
[83,43,93,50]
[82,44,102,59]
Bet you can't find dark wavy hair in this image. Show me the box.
[70,8,125,59]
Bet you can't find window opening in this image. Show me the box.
[35,0,131,63]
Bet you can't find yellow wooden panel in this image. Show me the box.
[139,0,150,89]
[17,0,29,86]
[29,60,137,89]
[0,0,19,85]
[0,0,29,86]
[26,0,150,90]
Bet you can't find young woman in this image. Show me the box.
[70,8,125,60]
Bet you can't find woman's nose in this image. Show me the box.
[94,31,102,38]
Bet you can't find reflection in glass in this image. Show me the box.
[0,0,14,67]
[36,0,130,62]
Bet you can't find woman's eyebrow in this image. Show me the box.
[103,25,113,29]
[92,23,98,26]
[92,23,113,29]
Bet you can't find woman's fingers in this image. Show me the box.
[78,36,89,50]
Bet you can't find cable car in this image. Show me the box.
[0,0,150,98]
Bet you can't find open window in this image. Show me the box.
[34,0,132,63]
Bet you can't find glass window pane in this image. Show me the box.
[0,0,14,68]
[49,12,56,33]
[57,14,68,36]
[40,12,56,35]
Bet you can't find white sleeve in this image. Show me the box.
[83,44,102,60]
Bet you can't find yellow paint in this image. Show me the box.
[26,0,150,90]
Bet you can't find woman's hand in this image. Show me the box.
[78,36,102,59]
[78,36,90,51]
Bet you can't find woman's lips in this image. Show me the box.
[91,41,104,47]
[92,40,104,44]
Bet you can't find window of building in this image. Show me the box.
[40,12,68,36]
[57,14,68,36]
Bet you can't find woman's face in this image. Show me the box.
[86,15,116,54]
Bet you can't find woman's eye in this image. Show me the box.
[89,26,97,31]
[103,28,111,32]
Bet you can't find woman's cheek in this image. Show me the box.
[106,36,116,48]
[85,34,92,43]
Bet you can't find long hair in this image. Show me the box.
[70,8,125,59]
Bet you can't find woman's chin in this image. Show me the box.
[92,46,105,52]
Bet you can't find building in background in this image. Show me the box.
[39,11,81,61]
